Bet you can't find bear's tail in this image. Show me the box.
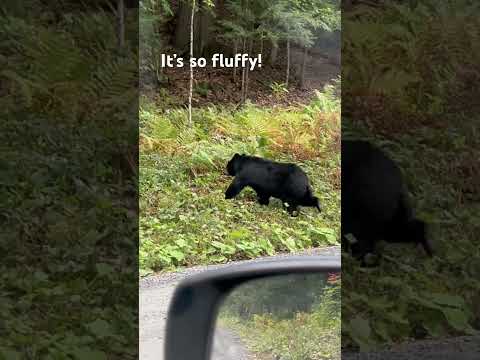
[389,217,432,256]
[408,218,433,256]
[391,191,433,256]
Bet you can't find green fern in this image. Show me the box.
[0,11,138,120]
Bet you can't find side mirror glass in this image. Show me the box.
[164,257,340,360]
[211,272,341,360]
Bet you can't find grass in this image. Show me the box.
[139,84,341,275]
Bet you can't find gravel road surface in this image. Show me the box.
[342,336,480,360]
[211,327,257,360]
[139,246,340,360]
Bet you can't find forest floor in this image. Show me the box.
[142,47,340,108]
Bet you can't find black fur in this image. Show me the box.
[225,154,321,216]
[342,140,432,263]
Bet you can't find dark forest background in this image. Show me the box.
[1,1,139,358]
[342,0,480,353]
[140,0,340,107]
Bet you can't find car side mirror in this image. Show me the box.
[164,256,341,360]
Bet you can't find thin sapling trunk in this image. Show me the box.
[188,0,196,126]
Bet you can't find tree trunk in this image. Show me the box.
[343,0,353,11]
[286,38,290,87]
[117,0,125,50]
[270,41,278,65]
[188,0,196,127]
[240,0,249,103]
[300,46,308,89]
[175,0,213,57]
[244,38,253,102]
[194,0,214,57]
[233,41,238,83]
[155,43,163,83]
[174,2,191,54]
[240,37,246,103]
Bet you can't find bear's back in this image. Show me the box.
[342,140,405,230]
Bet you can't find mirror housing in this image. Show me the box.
[164,256,341,360]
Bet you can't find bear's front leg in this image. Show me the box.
[225,177,245,199]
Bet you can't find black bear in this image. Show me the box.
[342,140,433,263]
[225,154,321,216]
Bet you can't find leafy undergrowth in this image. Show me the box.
[342,0,480,350]
[139,83,341,274]
[218,275,341,360]
[221,312,340,360]
[1,7,138,359]
[343,1,480,131]
[1,118,138,359]
[342,119,480,351]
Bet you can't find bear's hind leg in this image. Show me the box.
[286,203,300,217]
[257,194,270,206]
[350,232,378,266]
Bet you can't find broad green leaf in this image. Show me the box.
[442,308,476,334]
[347,316,375,352]
[71,348,107,360]
[96,263,113,277]
[0,348,22,360]
[168,250,185,262]
[424,293,466,308]
[373,320,392,342]
[86,319,112,339]
[281,237,297,252]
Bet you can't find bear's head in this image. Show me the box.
[226,153,244,176]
